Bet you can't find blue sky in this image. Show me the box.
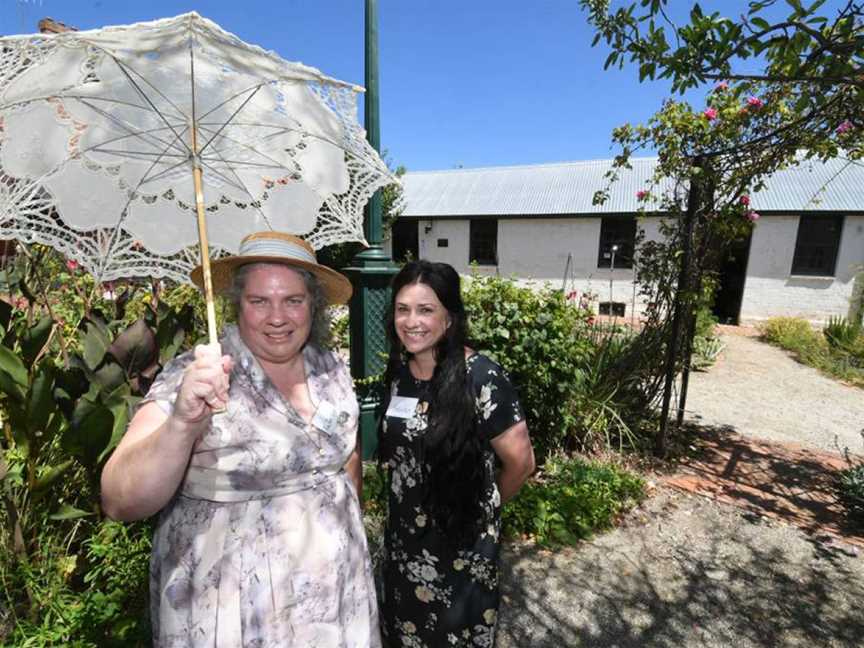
[0,1,832,171]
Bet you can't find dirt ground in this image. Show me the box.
[496,331,864,648]
[684,331,864,454]
[498,488,863,648]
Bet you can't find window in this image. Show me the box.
[599,301,626,317]
[597,217,636,269]
[469,219,498,265]
[437,238,449,248]
[791,215,843,277]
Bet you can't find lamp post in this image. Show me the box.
[344,0,398,458]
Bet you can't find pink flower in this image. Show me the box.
[745,210,760,222]
[636,190,649,200]
[836,120,854,134]
[714,81,729,91]
[747,96,764,109]
[66,260,79,271]
[702,107,718,121]
[739,195,750,206]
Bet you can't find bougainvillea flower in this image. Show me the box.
[703,107,718,121]
[636,190,649,200]
[836,120,854,134]
[739,195,750,206]
[745,210,760,222]
[747,96,764,108]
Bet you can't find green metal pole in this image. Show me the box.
[345,0,398,459]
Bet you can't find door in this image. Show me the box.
[712,234,752,325]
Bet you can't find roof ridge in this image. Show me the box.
[407,157,660,175]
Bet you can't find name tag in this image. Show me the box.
[311,401,338,434]
[386,396,419,419]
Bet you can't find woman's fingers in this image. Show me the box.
[175,344,233,418]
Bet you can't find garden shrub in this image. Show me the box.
[0,246,208,646]
[463,275,594,458]
[837,462,864,526]
[502,455,644,547]
[760,317,864,387]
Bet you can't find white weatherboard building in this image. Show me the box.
[389,157,864,325]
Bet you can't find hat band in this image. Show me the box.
[238,238,317,264]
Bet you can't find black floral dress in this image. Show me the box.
[379,353,524,648]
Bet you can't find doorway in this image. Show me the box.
[392,219,419,262]
[712,234,751,325]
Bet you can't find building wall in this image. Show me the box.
[740,215,864,323]
[410,214,864,324]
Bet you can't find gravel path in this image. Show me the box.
[498,488,863,648]
[495,329,864,647]
[684,333,864,454]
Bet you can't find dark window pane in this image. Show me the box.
[791,215,843,276]
[470,220,498,265]
[598,217,636,269]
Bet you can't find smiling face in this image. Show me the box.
[237,264,312,368]
[393,281,451,365]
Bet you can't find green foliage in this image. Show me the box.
[0,245,208,645]
[760,316,864,387]
[462,275,593,457]
[502,455,644,547]
[570,325,650,452]
[837,462,864,525]
[361,461,387,568]
[823,315,862,353]
[579,0,862,159]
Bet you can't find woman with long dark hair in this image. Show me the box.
[378,260,535,647]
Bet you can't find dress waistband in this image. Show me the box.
[180,464,345,503]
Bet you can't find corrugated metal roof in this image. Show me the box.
[401,156,864,217]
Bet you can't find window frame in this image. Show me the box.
[790,214,844,277]
[469,219,498,266]
[597,216,637,269]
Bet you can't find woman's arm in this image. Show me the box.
[344,433,363,500]
[100,344,232,521]
[100,404,204,521]
[490,421,535,503]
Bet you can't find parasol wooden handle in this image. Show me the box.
[190,123,219,346]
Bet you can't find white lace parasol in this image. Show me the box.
[0,12,395,287]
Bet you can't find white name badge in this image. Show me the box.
[311,400,338,434]
[386,396,419,419]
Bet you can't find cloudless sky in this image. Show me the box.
[0,1,845,171]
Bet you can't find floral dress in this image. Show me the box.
[144,324,381,648]
[379,353,524,648]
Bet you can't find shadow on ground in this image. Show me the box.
[498,489,863,648]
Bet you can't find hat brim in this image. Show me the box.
[190,256,353,305]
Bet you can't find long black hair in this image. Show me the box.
[379,260,484,543]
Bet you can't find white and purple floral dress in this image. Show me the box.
[143,324,380,648]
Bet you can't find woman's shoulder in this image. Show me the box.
[304,343,349,376]
[465,351,508,381]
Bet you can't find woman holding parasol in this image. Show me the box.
[101,231,381,648]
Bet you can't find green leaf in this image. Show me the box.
[32,459,74,495]
[50,504,95,520]
[20,316,53,366]
[0,344,27,390]
[109,318,158,377]
[92,359,126,393]
[82,321,111,371]
[99,399,131,463]
[26,364,55,437]
[64,398,114,466]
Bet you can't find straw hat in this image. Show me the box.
[190,232,353,304]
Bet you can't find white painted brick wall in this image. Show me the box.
[410,214,864,323]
